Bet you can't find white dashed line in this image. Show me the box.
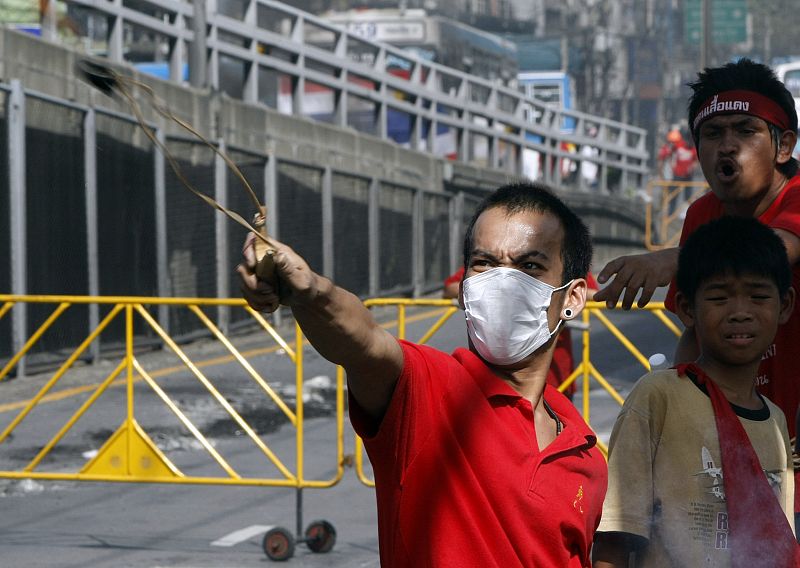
[211,524,275,547]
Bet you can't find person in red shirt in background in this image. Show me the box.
[444,267,598,400]
[240,182,607,566]
[657,128,698,214]
[593,58,800,530]
[658,129,698,184]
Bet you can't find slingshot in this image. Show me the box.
[76,59,278,284]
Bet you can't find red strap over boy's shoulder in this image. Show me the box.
[675,363,800,567]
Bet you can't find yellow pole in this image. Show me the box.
[126,304,135,475]
[582,309,591,422]
[296,322,304,486]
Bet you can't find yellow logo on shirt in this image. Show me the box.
[573,485,584,514]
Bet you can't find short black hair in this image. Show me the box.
[677,216,791,303]
[687,58,798,177]
[462,181,592,284]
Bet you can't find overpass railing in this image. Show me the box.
[55,0,647,188]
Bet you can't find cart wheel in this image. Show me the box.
[263,526,295,561]
[305,519,336,553]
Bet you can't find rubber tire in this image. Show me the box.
[305,519,337,553]
[263,526,295,561]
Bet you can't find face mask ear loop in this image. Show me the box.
[548,318,565,339]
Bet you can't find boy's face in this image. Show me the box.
[677,271,794,368]
[696,114,795,211]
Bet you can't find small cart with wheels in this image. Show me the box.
[261,488,337,561]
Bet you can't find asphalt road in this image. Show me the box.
[0,297,680,567]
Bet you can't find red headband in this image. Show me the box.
[692,89,791,134]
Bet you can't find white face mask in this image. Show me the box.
[462,267,572,366]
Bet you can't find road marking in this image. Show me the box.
[211,524,275,547]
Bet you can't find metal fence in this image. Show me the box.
[1,79,472,376]
[53,0,647,190]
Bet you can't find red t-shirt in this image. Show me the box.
[349,341,608,567]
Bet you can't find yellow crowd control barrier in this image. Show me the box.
[644,179,709,250]
[354,299,683,486]
[0,294,345,490]
[0,295,683,492]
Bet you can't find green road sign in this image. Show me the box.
[685,0,748,45]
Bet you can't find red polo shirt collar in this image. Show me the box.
[452,347,599,450]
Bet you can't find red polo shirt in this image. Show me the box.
[665,175,800,511]
[349,341,608,567]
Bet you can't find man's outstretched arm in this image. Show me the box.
[593,248,679,309]
[237,233,404,421]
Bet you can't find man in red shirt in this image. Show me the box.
[239,182,607,566]
[593,58,800,527]
[657,129,698,183]
[657,129,698,214]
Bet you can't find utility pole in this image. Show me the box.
[700,0,712,69]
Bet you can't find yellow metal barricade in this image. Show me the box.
[644,179,709,250]
[0,294,345,490]
[0,294,685,489]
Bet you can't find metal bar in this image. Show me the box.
[24,361,126,472]
[8,80,27,378]
[0,304,124,442]
[368,178,379,297]
[154,128,170,333]
[416,307,459,345]
[321,166,334,279]
[126,304,135,475]
[412,189,423,297]
[244,307,296,360]
[189,305,297,424]
[590,308,652,370]
[84,107,100,364]
[295,322,304,485]
[134,304,297,481]
[136,359,241,478]
[0,303,71,383]
[215,138,229,332]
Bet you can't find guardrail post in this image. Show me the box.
[412,189,423,297]
[9,79,27,378]
[242,0,258,103]
[215,139,229,332]
[265,153,282,326]
[368,178,379,297]
[84,107,100,363]
[107,0,124,63]
[154,128,170,333]
[449,191,464,274]
[193,0,210,89]
[321,166,334,279]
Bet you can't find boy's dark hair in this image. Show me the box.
[677,216,791,303]
[462,182,592,284]
[687,58,798,178]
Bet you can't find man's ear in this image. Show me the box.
[457,276,465,310]
[675,291,695,328]
[561,278,588,319]
[777,129,797,165]
[779,287,796,325]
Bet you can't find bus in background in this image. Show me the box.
[518,71,576,133]
[518,71,580,182]
[775,60,800,159]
